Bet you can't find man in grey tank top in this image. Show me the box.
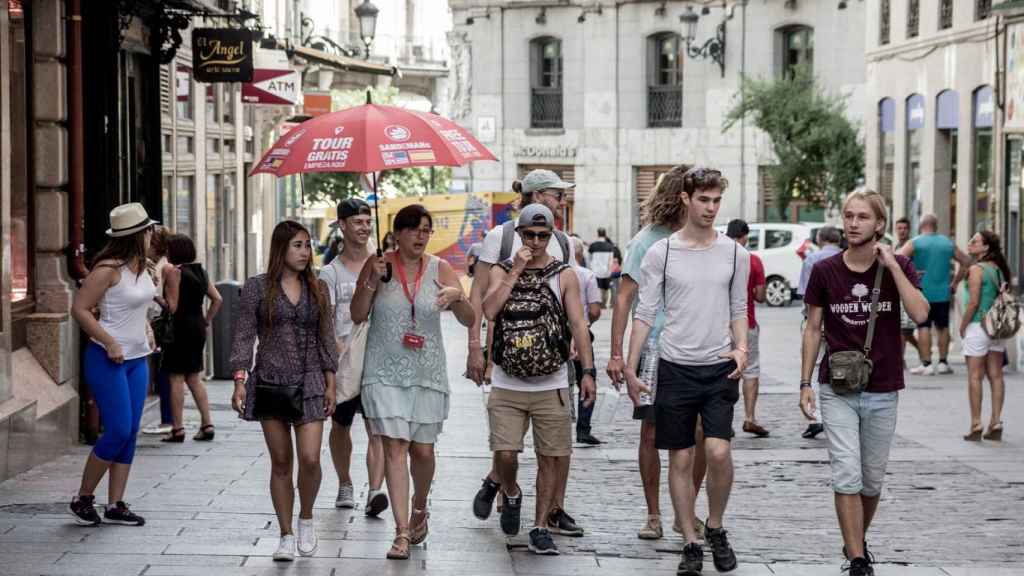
[320,199,388,517]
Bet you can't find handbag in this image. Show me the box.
[151,308,175,347]
[982,267,1021,340]
[337,321,369,402]
[827,263,884,395]
[251,287,310,420]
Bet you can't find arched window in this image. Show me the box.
[647,32,683,128]
[530,37,562,128]
[936,90,959,237]
[905,94,925,228]
[974,86,995,231]
[878,98,896,209]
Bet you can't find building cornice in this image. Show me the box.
[865,20,998,63]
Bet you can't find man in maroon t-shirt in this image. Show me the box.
[799,191,928,576]
[726,220,769,437]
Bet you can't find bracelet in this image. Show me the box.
[800,381,812,389]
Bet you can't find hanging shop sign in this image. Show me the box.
[303,93,333,117]
[192,28,253,83]
[242,49,299,106]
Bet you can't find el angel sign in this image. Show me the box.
[192,28,253,83]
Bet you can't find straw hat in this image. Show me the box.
[106,203,158,237]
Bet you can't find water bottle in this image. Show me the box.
[639,335,659,406]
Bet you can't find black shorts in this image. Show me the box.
[917,301,950,329]
[331,395,364,427]
[597,277,611,290]
[654,359,739,450]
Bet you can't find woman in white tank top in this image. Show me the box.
[69,203,158,528]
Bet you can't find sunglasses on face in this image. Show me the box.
[520,231,552,242]
[540,189,564,200]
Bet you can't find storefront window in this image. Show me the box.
[176,175,195,238]
[906,94,925,230]
[1005,136,1023,281]
[878,99,895,214]
[175,64,193,120]
[974,86,995,231]
[207,174,224,280]
[9,6,29,304]
[936,90,959,238]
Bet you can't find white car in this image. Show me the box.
[717,222,816,307]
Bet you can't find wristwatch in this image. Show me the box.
[581,368,597,379]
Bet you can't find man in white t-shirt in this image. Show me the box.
[468,169,579,533]
[319,199,388,517]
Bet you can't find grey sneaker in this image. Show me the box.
[335,482,355,509]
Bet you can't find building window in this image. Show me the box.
[780,26,813,78]
[175,64,193,120]
[880,0,890,45]
[206,174,223,280]
[974,86,995,231]
[207,137,221,155]
[907,0,920,39]
[939,0,953,30]
[176,175,195,238]
[176,134,194,155]
[205,84,218,125]
[906,95,925,229]
[162,176,173,227]
[936,90,960,238]
[222,84,235,124]
[225,138,237,155]
[530,37,563,129]
[878,99,896,210]
[977,0,992,21]
[647,33,683,128]
[8,6,31,305]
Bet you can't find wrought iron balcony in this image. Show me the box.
[531,88,563,129]
[648,85,682,128]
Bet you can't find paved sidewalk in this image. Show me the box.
[1,307,1022,575]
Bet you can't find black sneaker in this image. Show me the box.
[845,557,874,576]
[704,523,737,572]
[547,507,584,537]
[802,423,825,439]
[499,489,522,536]
[473,477,501,520]
[576,432,602,445]
[677,542,703,576]
[528,527,560,555]
[103,501,146,526]
[70,495,101,526]
[843,541,875,564]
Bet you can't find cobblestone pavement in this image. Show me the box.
[1,306,1023,575]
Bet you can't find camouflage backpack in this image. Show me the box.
[492,260,570,379]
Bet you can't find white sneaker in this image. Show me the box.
[297,518,318,556]
[273,534,296,562]
[936,361,954,375]
[910,364,935,375]
[365,488,389,517]
[141,424,172,435]
[335,481,355,508]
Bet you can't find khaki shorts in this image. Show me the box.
[488,387,572,457]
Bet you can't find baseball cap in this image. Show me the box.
[521,169,575,195]
[338,198,371,220]
[516,204,555,230]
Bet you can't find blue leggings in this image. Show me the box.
[85,342,149,464]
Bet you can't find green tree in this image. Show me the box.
[723,65,864,216]
[301,86,452,205]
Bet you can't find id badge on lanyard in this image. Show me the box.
[395,254,427,350]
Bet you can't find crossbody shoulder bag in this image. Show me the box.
[827,263,884,395]
[251,281,310,420]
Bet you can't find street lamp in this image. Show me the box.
[679,5,727,78]
[354,0,379,60]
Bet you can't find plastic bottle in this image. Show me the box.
[639,335,659,406]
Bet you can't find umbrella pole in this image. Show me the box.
[373,171,392,283]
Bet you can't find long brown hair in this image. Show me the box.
[264,220,331,338]
[978,230,1012,285]
[643,164,689,227]
[91,228,150,278]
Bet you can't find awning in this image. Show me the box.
[279,40,399,77]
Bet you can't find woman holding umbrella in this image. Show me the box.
[351,204,474,559]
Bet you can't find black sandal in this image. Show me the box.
[193,425,215,442]
[161,428,186,443]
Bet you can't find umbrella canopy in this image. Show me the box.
[250,103,497,177]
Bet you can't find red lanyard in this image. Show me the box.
[393,254,426,324]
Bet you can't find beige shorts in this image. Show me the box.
[488,387,572,457]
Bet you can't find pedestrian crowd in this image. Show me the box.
[65,165,1017,576]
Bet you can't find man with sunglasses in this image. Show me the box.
[481,203,596,555]
[625,167,749,576]
[468,170,582,537]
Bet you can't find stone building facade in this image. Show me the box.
[446,0,867,245]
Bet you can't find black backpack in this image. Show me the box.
[492,260,571,379]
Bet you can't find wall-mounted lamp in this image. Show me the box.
[465,9,491,25]
[536,7,547,24]
[577,4,603,23]
[655,2,667,17]
[680,4,729,78]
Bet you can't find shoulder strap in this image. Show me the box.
[729,239,737,295]
[662,235,671,302]
[863,263,886,355]
[499,220,516,263]
[554,230,571,264]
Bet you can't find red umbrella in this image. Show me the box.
[250,96,498,281]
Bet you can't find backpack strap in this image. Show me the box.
[729,239,737,295]
[499,220,517,263]
[554,230,571,264]
[863,263,886,356]
[662,235,670,303]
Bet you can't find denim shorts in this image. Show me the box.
[819,384,899,497]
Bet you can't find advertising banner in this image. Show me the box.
[192,28,253,83]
